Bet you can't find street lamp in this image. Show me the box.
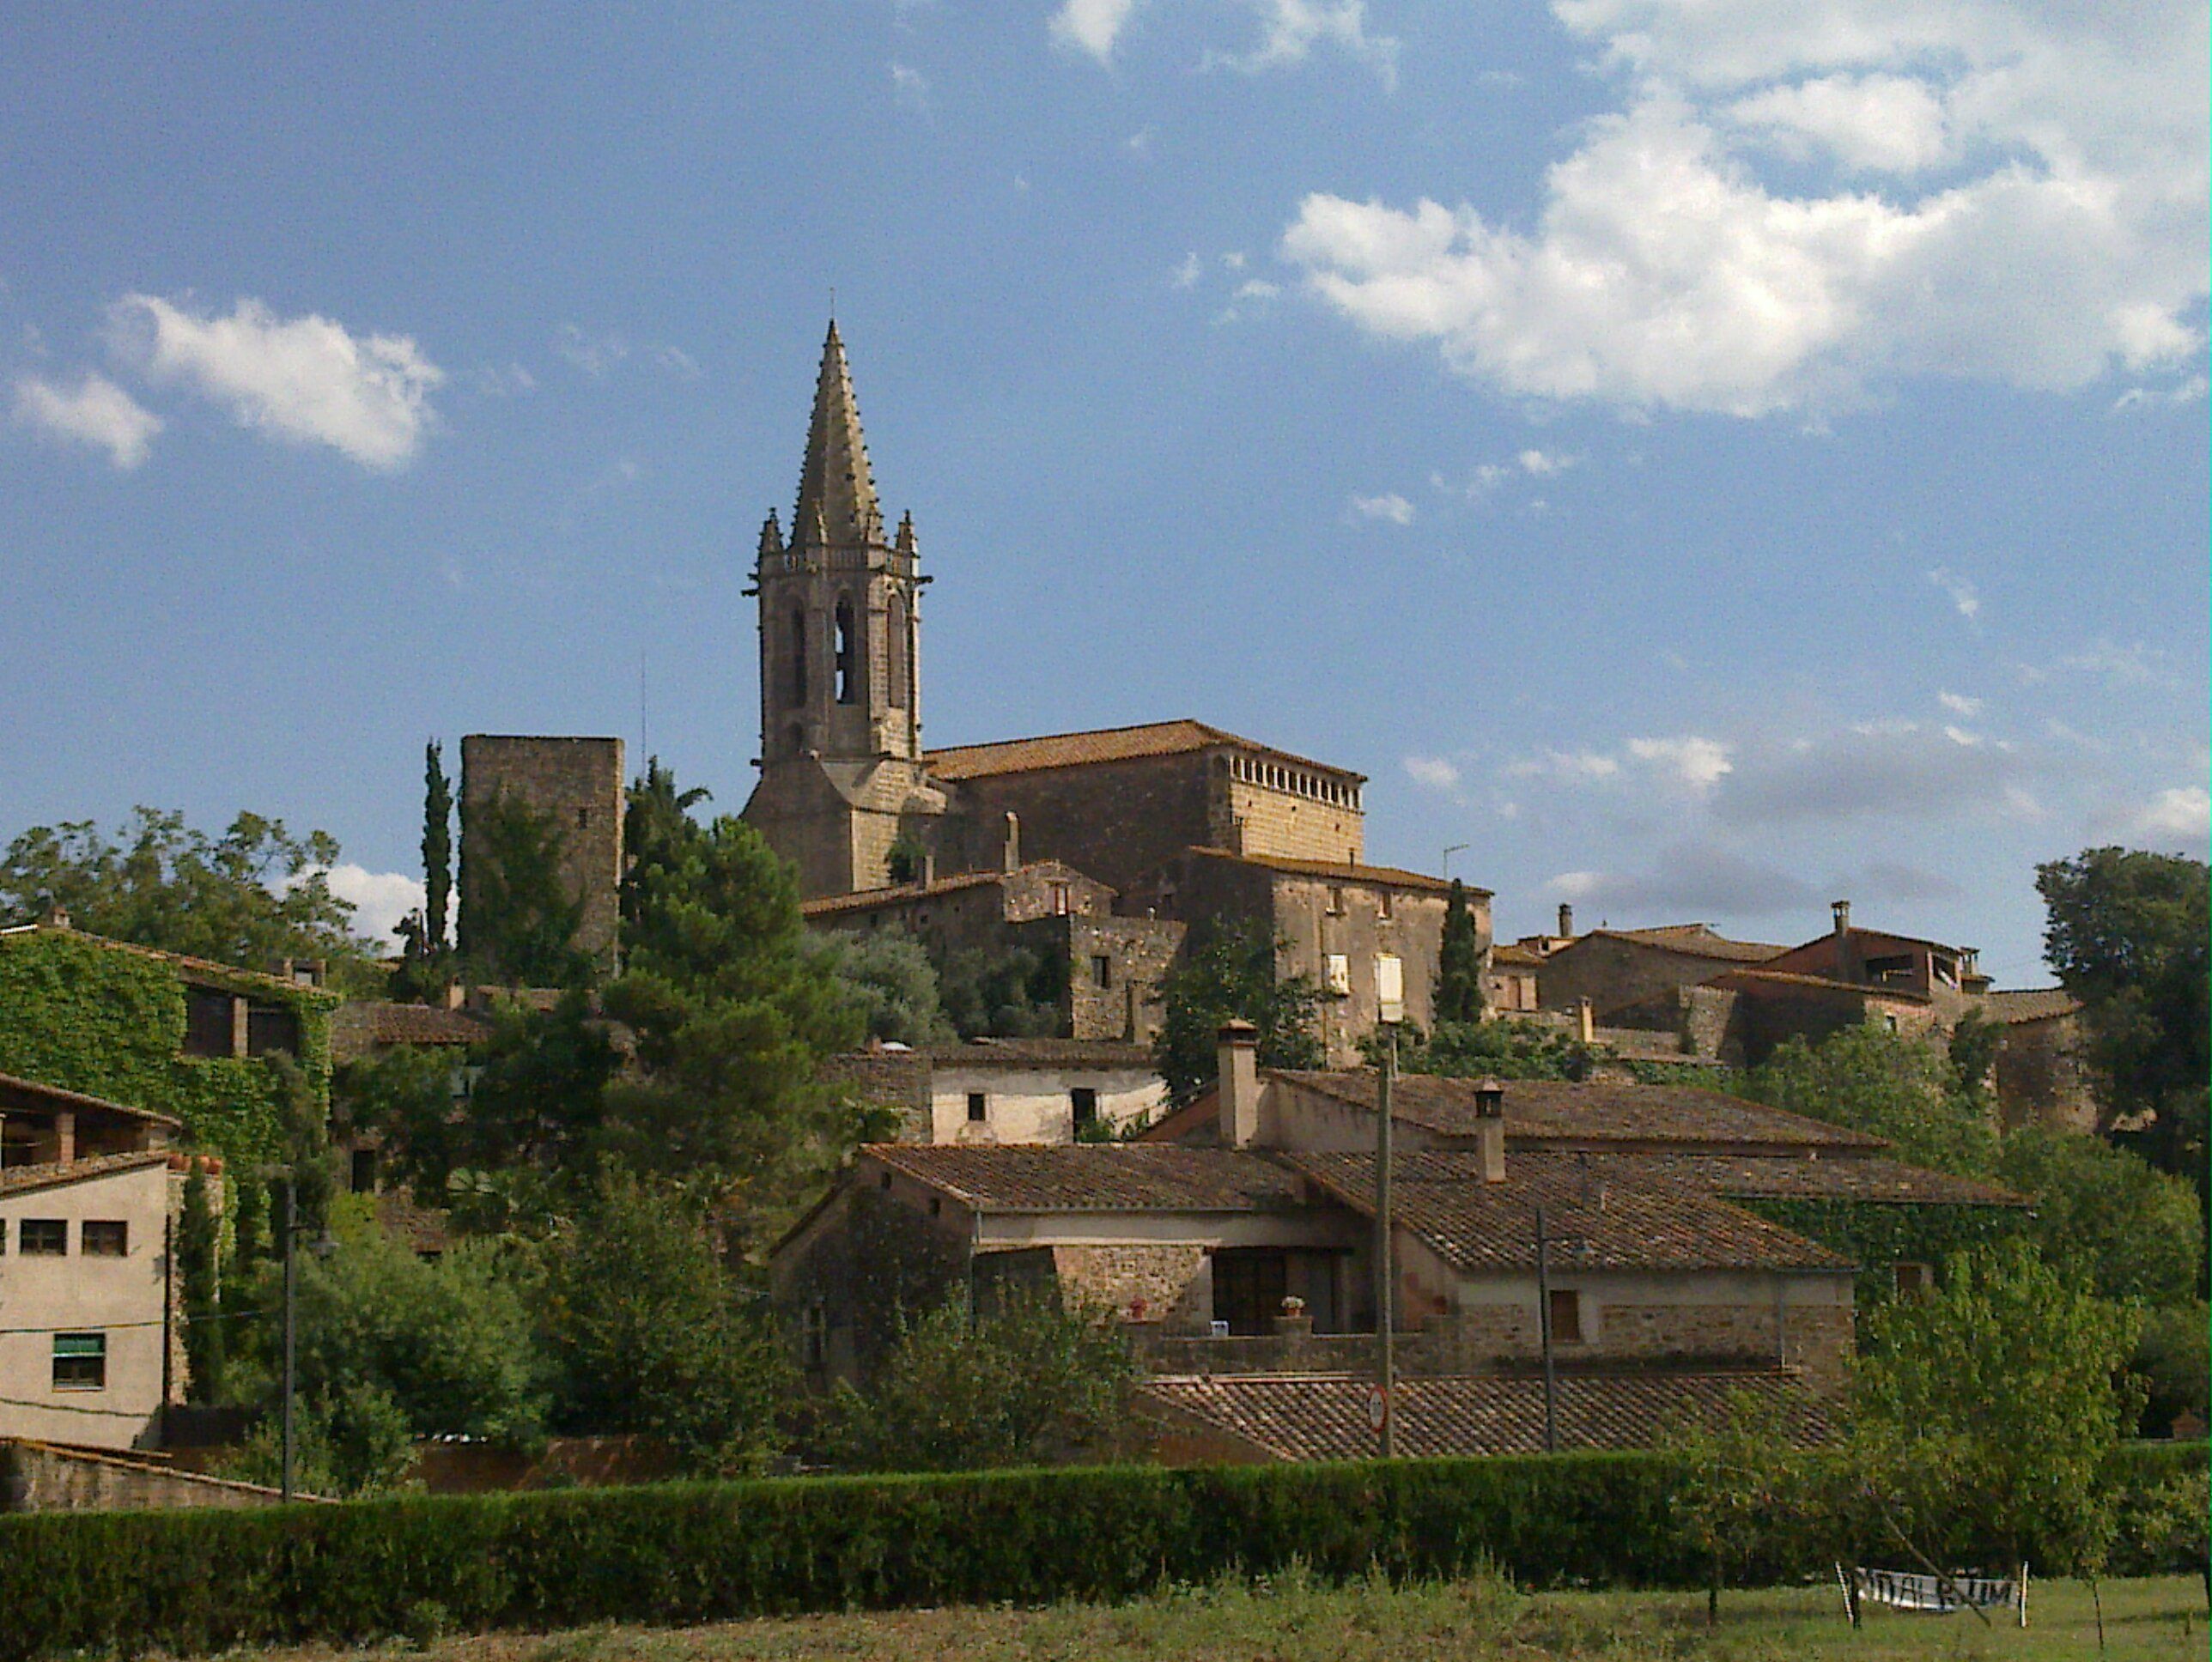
[1373,955,1405,1459]
[271,1173,337,1501]
[1532,1204,1590,1453]
[1442,843,1468,878]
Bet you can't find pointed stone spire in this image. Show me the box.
[895,509,918,556]
[793,320,884,548]
[757,508,784,559]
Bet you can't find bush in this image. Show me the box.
[0,1442,2197,1660]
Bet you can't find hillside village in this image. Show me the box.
[0,326,2198,1515]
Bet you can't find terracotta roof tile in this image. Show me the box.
[863,1143,1310,1213]
[0,1071,183,1127]
[1284,1149,1852,1272]
[0,1150,173,1198]
[1182,847,1472,895]
[1270,1070,1887,1151]
[1571,1150,2027,1208]
[925,720,1363,785]
[1709,967,1934,1003]
[1589,925,1787,962]
[926,1039,1158,1070]
[331,1002,491,1061]
[799,862,1098,919]
[1979,988,2080,1024]
[1139,1369,1831,1460]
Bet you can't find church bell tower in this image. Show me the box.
[741,324,944,898]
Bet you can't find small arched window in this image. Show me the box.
[886,594,908,709]
[835,597,860,704]
[788,610,808,706]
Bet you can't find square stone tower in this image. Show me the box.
[459,734,625,974]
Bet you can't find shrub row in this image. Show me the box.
[1,1442,2200,1660]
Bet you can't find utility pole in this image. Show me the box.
[281,1174,297,1501]
[1374,956,1405,1459]
[1442,842,1468,879]
[1534,1204,1558,1453]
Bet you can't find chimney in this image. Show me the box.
[1217,1021,1261,1148]
[1557,902,1573,939]
[1473,1077,1505,1183]
[1002,812,1021,874]
[919,852,936,889]
[1832,898,1851,978]
[1832,899,1850,937]
[1576,997,1595,1045]
[43,906,70,931]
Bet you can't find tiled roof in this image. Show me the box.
[925,720,1363,785]
[0,1071,182,1127]
[1589,925,1786,963]
[1980,988,2080,1024]
[1575,1150,2027,1209]
[1181,846,1472,895]
[1269,1070,1887,1151]
[1284,1150,1851,1272]
[1491,943,1545,967]
[799,869,1010,918]
[0,1150,173,1198]
[1707,967,1933,1004]
[1139,1369,1832,1461]
[863,1143,1310,1214]
[927,1039,1158,1070]
[331,1001,490,1061]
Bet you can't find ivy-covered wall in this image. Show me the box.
[0,928,335,1173]
[1738,1197,2033,1311]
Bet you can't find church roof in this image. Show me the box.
[1179,846,1471,895]
[792,320,884,548]
[925,719,1364,784]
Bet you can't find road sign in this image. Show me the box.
[1367,1384,1389,1433]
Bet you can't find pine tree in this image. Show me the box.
[1435,877,1486,1025]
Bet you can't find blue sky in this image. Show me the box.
[3,2,2204,985]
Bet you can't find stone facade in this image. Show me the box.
[459,734,625,972]
[1535,927,1782,1019]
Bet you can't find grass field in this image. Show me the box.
[227,1573,2207,1661]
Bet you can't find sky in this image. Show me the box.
[2,2,2204,986]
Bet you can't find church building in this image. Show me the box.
[742,325,1489,1056]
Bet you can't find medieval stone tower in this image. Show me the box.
[741,323,946,899]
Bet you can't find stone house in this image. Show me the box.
[1980,987,2095,1131]
[0,1073,191,1451]
[1534,922,1784,1019]
[823,1039,1170,1144]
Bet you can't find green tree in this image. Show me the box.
[1152,922,1324,1102]
[1746,1024,1996,1175]
[392,742,456,1002]
[1850,1241,2144,1576]
[820,930,953,1046]
[937,943,1064,1039]
[457,791,590,987]
[1995,1124,2202,1307]
[823,1287,1135,1472]
[2036,846,2209,1204]
[1386,1016,1595,1081]
[222,1379,416,1499]
[2130,1301,2209,1435]
[0,807,380,991]
[621,757,712,933]
[1434,878,1486,1025]
[176,1162,225,1405]
[1668,1390,1833,1623]
[541,1174,791,1474]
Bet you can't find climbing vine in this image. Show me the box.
[1737,1196,2032,1313]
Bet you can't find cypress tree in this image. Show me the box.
[422,740,453,955]
[1436,877,1486,1025]
[178,1162,225,1404]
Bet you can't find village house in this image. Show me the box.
[823,1038,1170,1145]
[0,1073,193,1452]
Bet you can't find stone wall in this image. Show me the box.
[1052,1243,1212,1329]
[1993,1014,2098,1131]
[1028,913,1186,1042]
[1538,937,1738,1020]
[0,1438,289,1512]
[946,753,1218,897]
[1221,776,1363,866]
[459,735,625,971]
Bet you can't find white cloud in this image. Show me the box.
[13,372,161,468]
[1352,491,1414,524]
[2057,637,2166,686]
[1509,749,1621,781]
[1204,0,1400,90]
[890,61,929,111]
[652,345,702,379]
[556,324,628,379]
[1726,73,1950,173]
[317,864,426,948]
[1403,754,1461,790]
[1052,0,1141,60]
[1235,279,1283,301]
[2114,373,2208,409]
[1927,566,1980,622]
[1938,690,1983,717]
[1713,723,2027,828]
[1280,0,2207,415]
[1516,447,1577,475]
[2135,786,2210,840]
[111,295,441,470]
[1171,252,1204,288]
[1627,734,1734,788]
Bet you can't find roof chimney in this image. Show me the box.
[1217,1021,1261,1149]
[1473,1076,1505,1183]
[919,852,936,889]
[43,906,70,931]
[1557,902,1573,939]
[1002,812,1021,874]
[1577,997,1595,1046]
[1832,899,1850,936]
[1832,899,1851,977]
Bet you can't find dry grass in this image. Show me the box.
[214,1572,2207,1662]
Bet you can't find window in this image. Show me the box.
[834,597,860,703]
[575,807,591,830]
[1882,1013,1900,1034]
[801,1304,828,1368]
[1071,1088,1098,1129]
[1048,881,1071,916]
[245,1004,299,1057]
[1091,954,1113,990]
[19,1219,65,1256]
[789,610,809,705]
[1377,889,1395,921]
[928,1197,943,1217]
[351,1147,380,1194]
[1325,954,1351,995]
[1893,1262,1931,1298]
[0,1220,8,1254]
[81,1221,127,1258]
[887,594,908,709]
[183,988,234,1057]
[1547,1289,1585,1345]
[1212,1249,1290,1337]
[967,1092,988,1123]
[52,1332,106,1391]
[1327,887,1345,916]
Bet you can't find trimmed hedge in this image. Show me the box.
[0,1443,2201,1660]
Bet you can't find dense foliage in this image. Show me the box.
[1433,878,1485,1024]
[456,791,591,987]
[0,1444,2197,1660]
[820,929,953,1046]
[1382,1016,1595,1081]
[1994,1125,2203,1307]
[1152,921,1324,1101]
[391,740,456,999]
[1743,1023,1995,1174]
[0,807,382,992]
[936,942,1065,1039]
[823,1289,1137,1472]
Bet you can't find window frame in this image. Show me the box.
[1547,1287,1586,1345]
[19,1218,66,1257]
[80,1220,128,1259]
[52,1331,106,1391]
